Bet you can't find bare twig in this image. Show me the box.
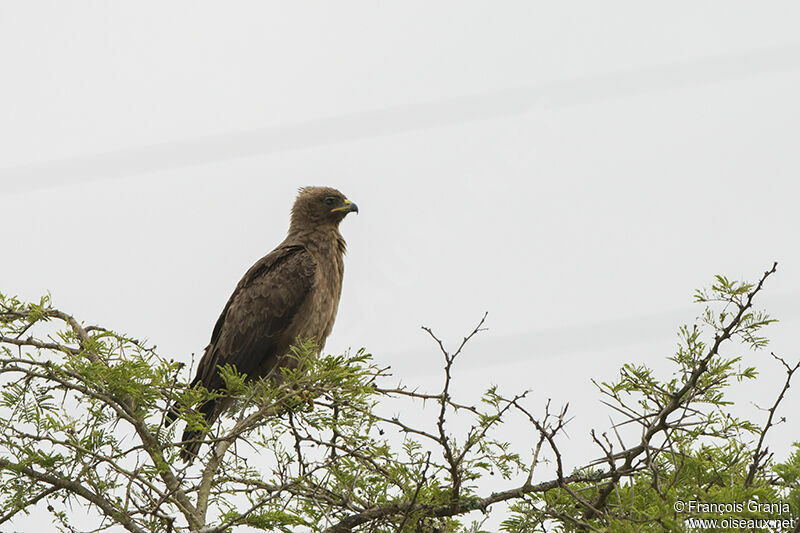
[745,352,799,487]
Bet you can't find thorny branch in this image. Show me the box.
[1,264,798,532]
[582,262,793,525]
[422,311,488,503]
[745,352,800,487]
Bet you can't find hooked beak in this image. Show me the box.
[331,199,359,214]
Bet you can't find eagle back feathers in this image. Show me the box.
[192,244,316,391]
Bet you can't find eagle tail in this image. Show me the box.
[179,428,204,463]
[164,403,180,427]
[177,399,217,463]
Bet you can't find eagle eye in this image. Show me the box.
[324,196,337,206]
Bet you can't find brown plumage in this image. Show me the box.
[167,186,358,461]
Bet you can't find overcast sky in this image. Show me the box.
[3,2,800,531]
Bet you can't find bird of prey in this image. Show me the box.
[167,186,358,461]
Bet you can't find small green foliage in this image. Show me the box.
[0,266,798,532]
[221,509,310,530]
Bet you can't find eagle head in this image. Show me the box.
[291,186,358,229]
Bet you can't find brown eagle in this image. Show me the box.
[168,186,358,461]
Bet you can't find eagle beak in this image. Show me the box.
[331,199,359,214]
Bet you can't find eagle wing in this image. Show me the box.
[192,244,316,391]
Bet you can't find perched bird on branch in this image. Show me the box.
[167,186,358,461]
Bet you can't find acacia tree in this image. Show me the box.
[0,263,798,532]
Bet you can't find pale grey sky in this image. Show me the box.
[3,2,800,531]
